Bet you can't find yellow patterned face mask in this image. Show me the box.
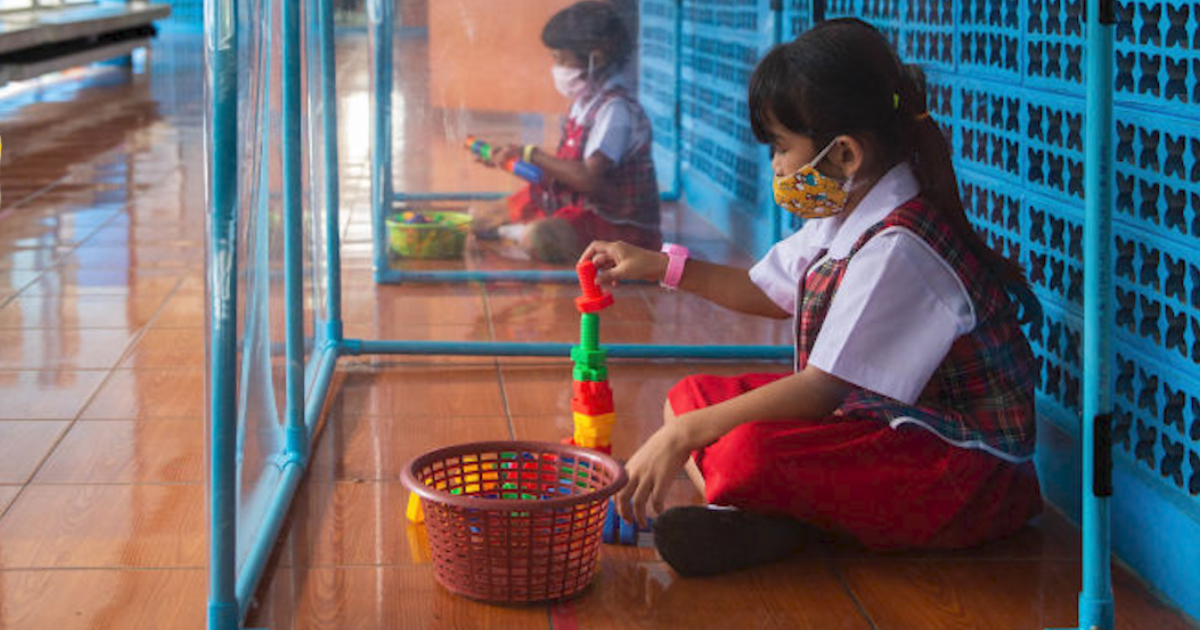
[772,140,852,219]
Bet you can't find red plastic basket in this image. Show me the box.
[401,441,627,603]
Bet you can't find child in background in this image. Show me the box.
[470,0,662,264]
[583,18,1044,577]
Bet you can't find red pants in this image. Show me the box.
[668,372,1043,550]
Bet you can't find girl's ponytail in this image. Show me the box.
[898,64,1042,325]
[750,19,1041,324]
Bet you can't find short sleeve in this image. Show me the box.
[748,225,828,315]
[806,229,976,404]
[584,99,635,163]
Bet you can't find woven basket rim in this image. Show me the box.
[400,440,627,513]
[386,211,471,229]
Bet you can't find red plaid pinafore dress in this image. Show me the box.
[509,87,662,249]
[668,199,1042,549]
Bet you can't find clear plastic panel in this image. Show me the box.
[231,0,285,575]
[375,0,660,271]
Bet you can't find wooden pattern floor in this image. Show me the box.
[0,28,1195,630]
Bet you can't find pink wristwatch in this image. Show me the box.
[660,243,689,290]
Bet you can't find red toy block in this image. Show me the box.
[571,380,614,415]
[575,259,614,313]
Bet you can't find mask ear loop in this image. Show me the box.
[587,52,595,83]
[807,138,860,193]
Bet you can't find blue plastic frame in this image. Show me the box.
[205,1,1116,628]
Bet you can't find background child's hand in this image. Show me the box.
[489,144,522,167]
[581,240,668,286]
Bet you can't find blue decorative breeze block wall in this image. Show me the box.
[640,0,1200,621]
[831,0,1200,620]
[641,0,779,255]
[639,0,680,197]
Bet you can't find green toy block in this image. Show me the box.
[570,345,607,369]
[573,364,609,382]
[579,313,600,350]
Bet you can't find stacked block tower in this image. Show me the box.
[569,259,615,454]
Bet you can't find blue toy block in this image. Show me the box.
[602,498,650,546]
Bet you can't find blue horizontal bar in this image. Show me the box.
[374,268,580,283]
[235,460,306,620]
[344,338,791,360]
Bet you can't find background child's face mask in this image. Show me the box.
[551,65,588,99]
[551,53,595,100]
[773,140,854,219]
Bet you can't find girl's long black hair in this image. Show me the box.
[749,18,1040,323]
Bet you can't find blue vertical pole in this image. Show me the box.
[205,0,239,628]
[769,0,783,244]
[1079,0,1116,627]
[368,0,394,283]
[317,0,343,339]
[282,0,308,459]
[671,0,683,201]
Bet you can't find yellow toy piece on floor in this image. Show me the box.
[406,491,424,523]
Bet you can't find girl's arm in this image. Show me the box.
[617,366,852,525]
[582,241,790,319]
[531,149,613,194]
[490,144,613,193]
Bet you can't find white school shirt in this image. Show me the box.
[749,163,977,405]
[568,69,650,165]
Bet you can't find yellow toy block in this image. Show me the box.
[574,434,610,449]
[573,411,616,429]
[574,424,613,440]
[406,492,424,523]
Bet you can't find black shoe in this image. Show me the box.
[652,506,812,577]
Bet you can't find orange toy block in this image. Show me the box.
[561,436,612,455]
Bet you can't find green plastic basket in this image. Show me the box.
[386,211,471,259]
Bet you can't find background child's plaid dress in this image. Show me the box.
[509,86,662,249]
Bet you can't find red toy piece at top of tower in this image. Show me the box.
[575,259,614,313]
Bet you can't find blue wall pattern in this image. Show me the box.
[641,0,1200,621]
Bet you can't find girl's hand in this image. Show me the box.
[490,144,522,167]
[580,240,668,287]
[615,419,695,528]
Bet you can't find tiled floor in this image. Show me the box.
[0,25,1196,630]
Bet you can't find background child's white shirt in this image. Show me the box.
[567,69,649,165]
[749,163,976,405]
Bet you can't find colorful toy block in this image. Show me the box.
[602,498,650,545]
[406,492,424,523]
[573,364,608,383]
[569,259,619,453]
[574,259,614,313]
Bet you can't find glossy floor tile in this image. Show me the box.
[836,556,1196,630]
[0,420,69,483]
[0,484,206,569]
[0,369,109,420]
[34,419,204,484]
[0,26,1194,630]
[78,368,205,419]
[0,569,207,630]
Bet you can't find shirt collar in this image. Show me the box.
[824,162,920,258]
[571,69,631,116]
